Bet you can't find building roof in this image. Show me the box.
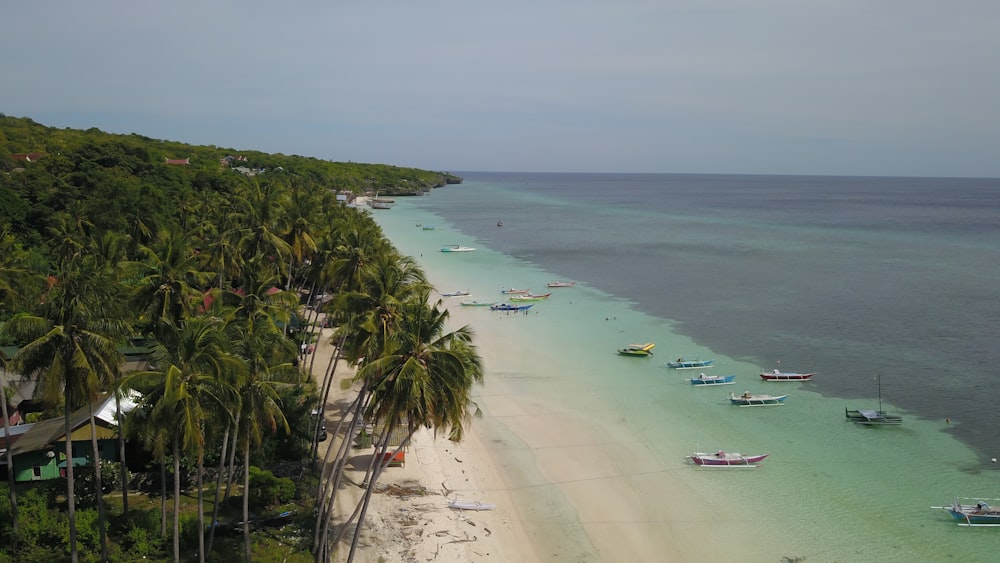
[9,392,139,456]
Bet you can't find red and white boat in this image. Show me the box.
[758,369,815,382]
[690,451,769,467]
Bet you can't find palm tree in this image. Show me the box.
[342,292,483,562]
[0,363,18,549]
[121,316,239,563]
[312,251,429,558]
[5,251,128,563]
[129,228,213,339]
[226,268,298,562]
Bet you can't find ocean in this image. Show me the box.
[371,172,1000,561]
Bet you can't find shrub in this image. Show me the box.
[248,466,295,511]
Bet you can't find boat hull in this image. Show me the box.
[667,359,714,369]
[759,371,814,381]
[441,246,476,252]
[845,408,903,425]
[689,375,735,386]
[730,393,788,406]
[460,300,495,307]
[690,452,769,467]
[490,303,534,312]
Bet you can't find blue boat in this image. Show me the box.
[490,303,534,312]
[942,499,1000,527]
[688,374,735,386]
[666,358,714,369]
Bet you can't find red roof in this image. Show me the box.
[11,153,46,162]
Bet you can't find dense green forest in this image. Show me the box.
[0,115,481,563]
[0,114,461,256]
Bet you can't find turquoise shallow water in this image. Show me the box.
[370,185,1000,562]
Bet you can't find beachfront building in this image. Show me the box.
[4,392,137,482]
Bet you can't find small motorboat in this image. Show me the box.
[729,391,789,406]
[490,303,534,312]
[547,281,576,288]
[618,343,655,357]
[509,292,552,301]
[688,374,736,386]
[937,499,1000,527]
[759,369,815,381]
[440,290,471,297]
[441,245,476,252]
[460,299,496,307]
[689,451,769,468]
[666,358,714,369]
[500,288,531,295]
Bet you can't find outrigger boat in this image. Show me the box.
[846,374,902,425]
[509,292,552,302]
[936,498,1000,527]
[759,369,815,382]
[547,281,576,288]
[440,290,470,297]
[441,245,476,252]
[500,288,531,295]
[666,358,714,369]
[688,373,735,386]
[689,451,769,468]
[730,391,789,406]
[490,303,534,312]
[460,299,496,307]
[618,343,655,357]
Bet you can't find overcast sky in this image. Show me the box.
[4,1,999,177]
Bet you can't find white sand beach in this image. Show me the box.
[311,287,768,562]
[310,324,539,563]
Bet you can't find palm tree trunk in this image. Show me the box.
[206,423,230,556]
[310,333,346,463]
[242,441,252,563]
[173,433,181,563]
[197,450,206,563]
[115,393,128,517]
[160,459,167,537]
[87,403,109,562]
[223,418,241,501]
[64,405,79,563]
[314,388,369,557]
[345,431,411,563]
[329,415,392,550]
[311,391,364,556]
[0,371,18,549]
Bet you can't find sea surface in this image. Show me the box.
[371,172,1000,561]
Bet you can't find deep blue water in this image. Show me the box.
[404,172,1000,459]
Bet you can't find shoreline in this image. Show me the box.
[311,325,543,562]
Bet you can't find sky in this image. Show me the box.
[3,1,999,177]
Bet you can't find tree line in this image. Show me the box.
[0,116,482,562]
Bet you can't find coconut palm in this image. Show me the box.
[312,251,429,558]
[5,251,128,563]
[226,268,297,562]
[121,316,239,563]
[129,229,214,339]
[341,292,483,562]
